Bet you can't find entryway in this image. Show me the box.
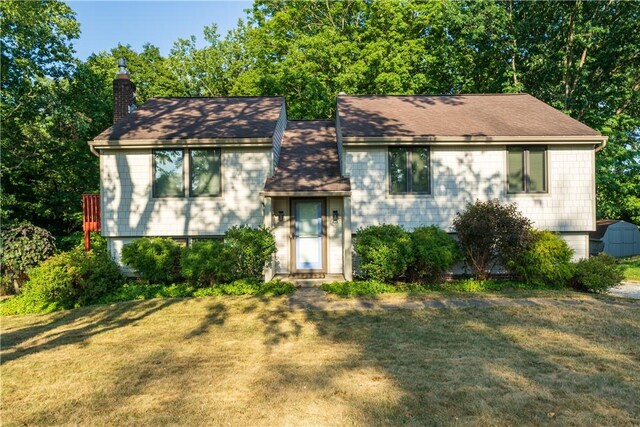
[291,199,326,274]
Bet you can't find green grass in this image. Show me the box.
[618,256,640,281]
[1,295,638,425]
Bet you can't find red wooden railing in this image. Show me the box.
[82,194,101,252]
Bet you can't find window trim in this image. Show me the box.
[507,145,548,194]
[388,146,431,195]
[189,148,222,198]
[152,148,223,199]
[152,148,186,198]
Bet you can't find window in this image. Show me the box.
[190,149,221,197]
[153,148,222,198]
[508,146,547,193]
[153,150,184,197]
[389,147,430,194]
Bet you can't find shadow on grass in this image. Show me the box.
[2,295,639,425]
[0,299,181,365]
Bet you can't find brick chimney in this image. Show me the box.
[113,57,136,124]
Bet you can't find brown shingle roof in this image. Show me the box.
[94,97,284,141]
[337,94,601,138]
[263,121,350,194]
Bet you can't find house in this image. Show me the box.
[590,220,640,257]
[89,61,607,280]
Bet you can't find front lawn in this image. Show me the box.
[619,256,640,281]
[2,295,639,425]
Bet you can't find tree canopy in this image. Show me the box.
[1,0,639,234]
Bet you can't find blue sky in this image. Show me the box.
[66,1,252,59]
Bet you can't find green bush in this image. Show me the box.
[408,226,461,283]
[354,224,413,282]
[434,278,547,293]
[193,279,295,297]
[99,282,195,304]
[573,254,624,293]
[1,223,56,293]
[453,200,534,280]
[223,226,276,281]
[321,280,398,296]
[509,230,575,287]
[258,279,296,296]
[1,248,124,315]
[181,239,228,286]
[121,237,183,284]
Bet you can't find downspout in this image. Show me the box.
[89,142,100,157]
[595,136,608,152]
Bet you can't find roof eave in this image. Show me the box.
[89,137,274,153]
[341,135,607,145]
[260,190,351,197]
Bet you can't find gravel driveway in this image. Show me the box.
[608,282,640,299]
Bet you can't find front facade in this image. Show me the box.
[90,69,606,279]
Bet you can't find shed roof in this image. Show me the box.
[263,121,350,195]
[590,220,623,240]
[93,97,284,141]
[337,94,602,139]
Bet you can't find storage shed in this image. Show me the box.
[589,220,640,257]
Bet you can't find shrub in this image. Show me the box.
[452,200,533,280]
[573,254,624,293]
[1,223,56,293]
[434,278,547,293]
[99,282,195,304]
[121,237,183,284]
[321,280,398,296]
[192,279,295,297]
[509,230,575,287]
[223,226,276,281]
[408,226,461,283]
[258,279,296,296]
[181,239,228,286]
[1,248,124,315]
[354,224,413,282]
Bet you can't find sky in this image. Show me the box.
[66,1,252,60]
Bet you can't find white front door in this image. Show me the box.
[293,200,324,272]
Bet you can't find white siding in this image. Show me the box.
[272,198,290,274]
[345,145,595,233]
[327,197,344,274]
[561,233,589,261]
[101,148,271,237]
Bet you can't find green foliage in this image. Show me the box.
[193,278,295,297]
[509,230,575,287]
[99,282,195,304]
[453,200,534,280]
[354,224,413,282]
[1,223,56,293]
[618,257,640,281]
[98,278,295,303]
[320,280,398,296]
[573,254,624,294]
[0,248,124,315]
[223,226,276,281]
[121,238,183,284]
[257,279,296,296]
[434,279,547,293]
[408,226,461,283]
[180,239,228,286]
